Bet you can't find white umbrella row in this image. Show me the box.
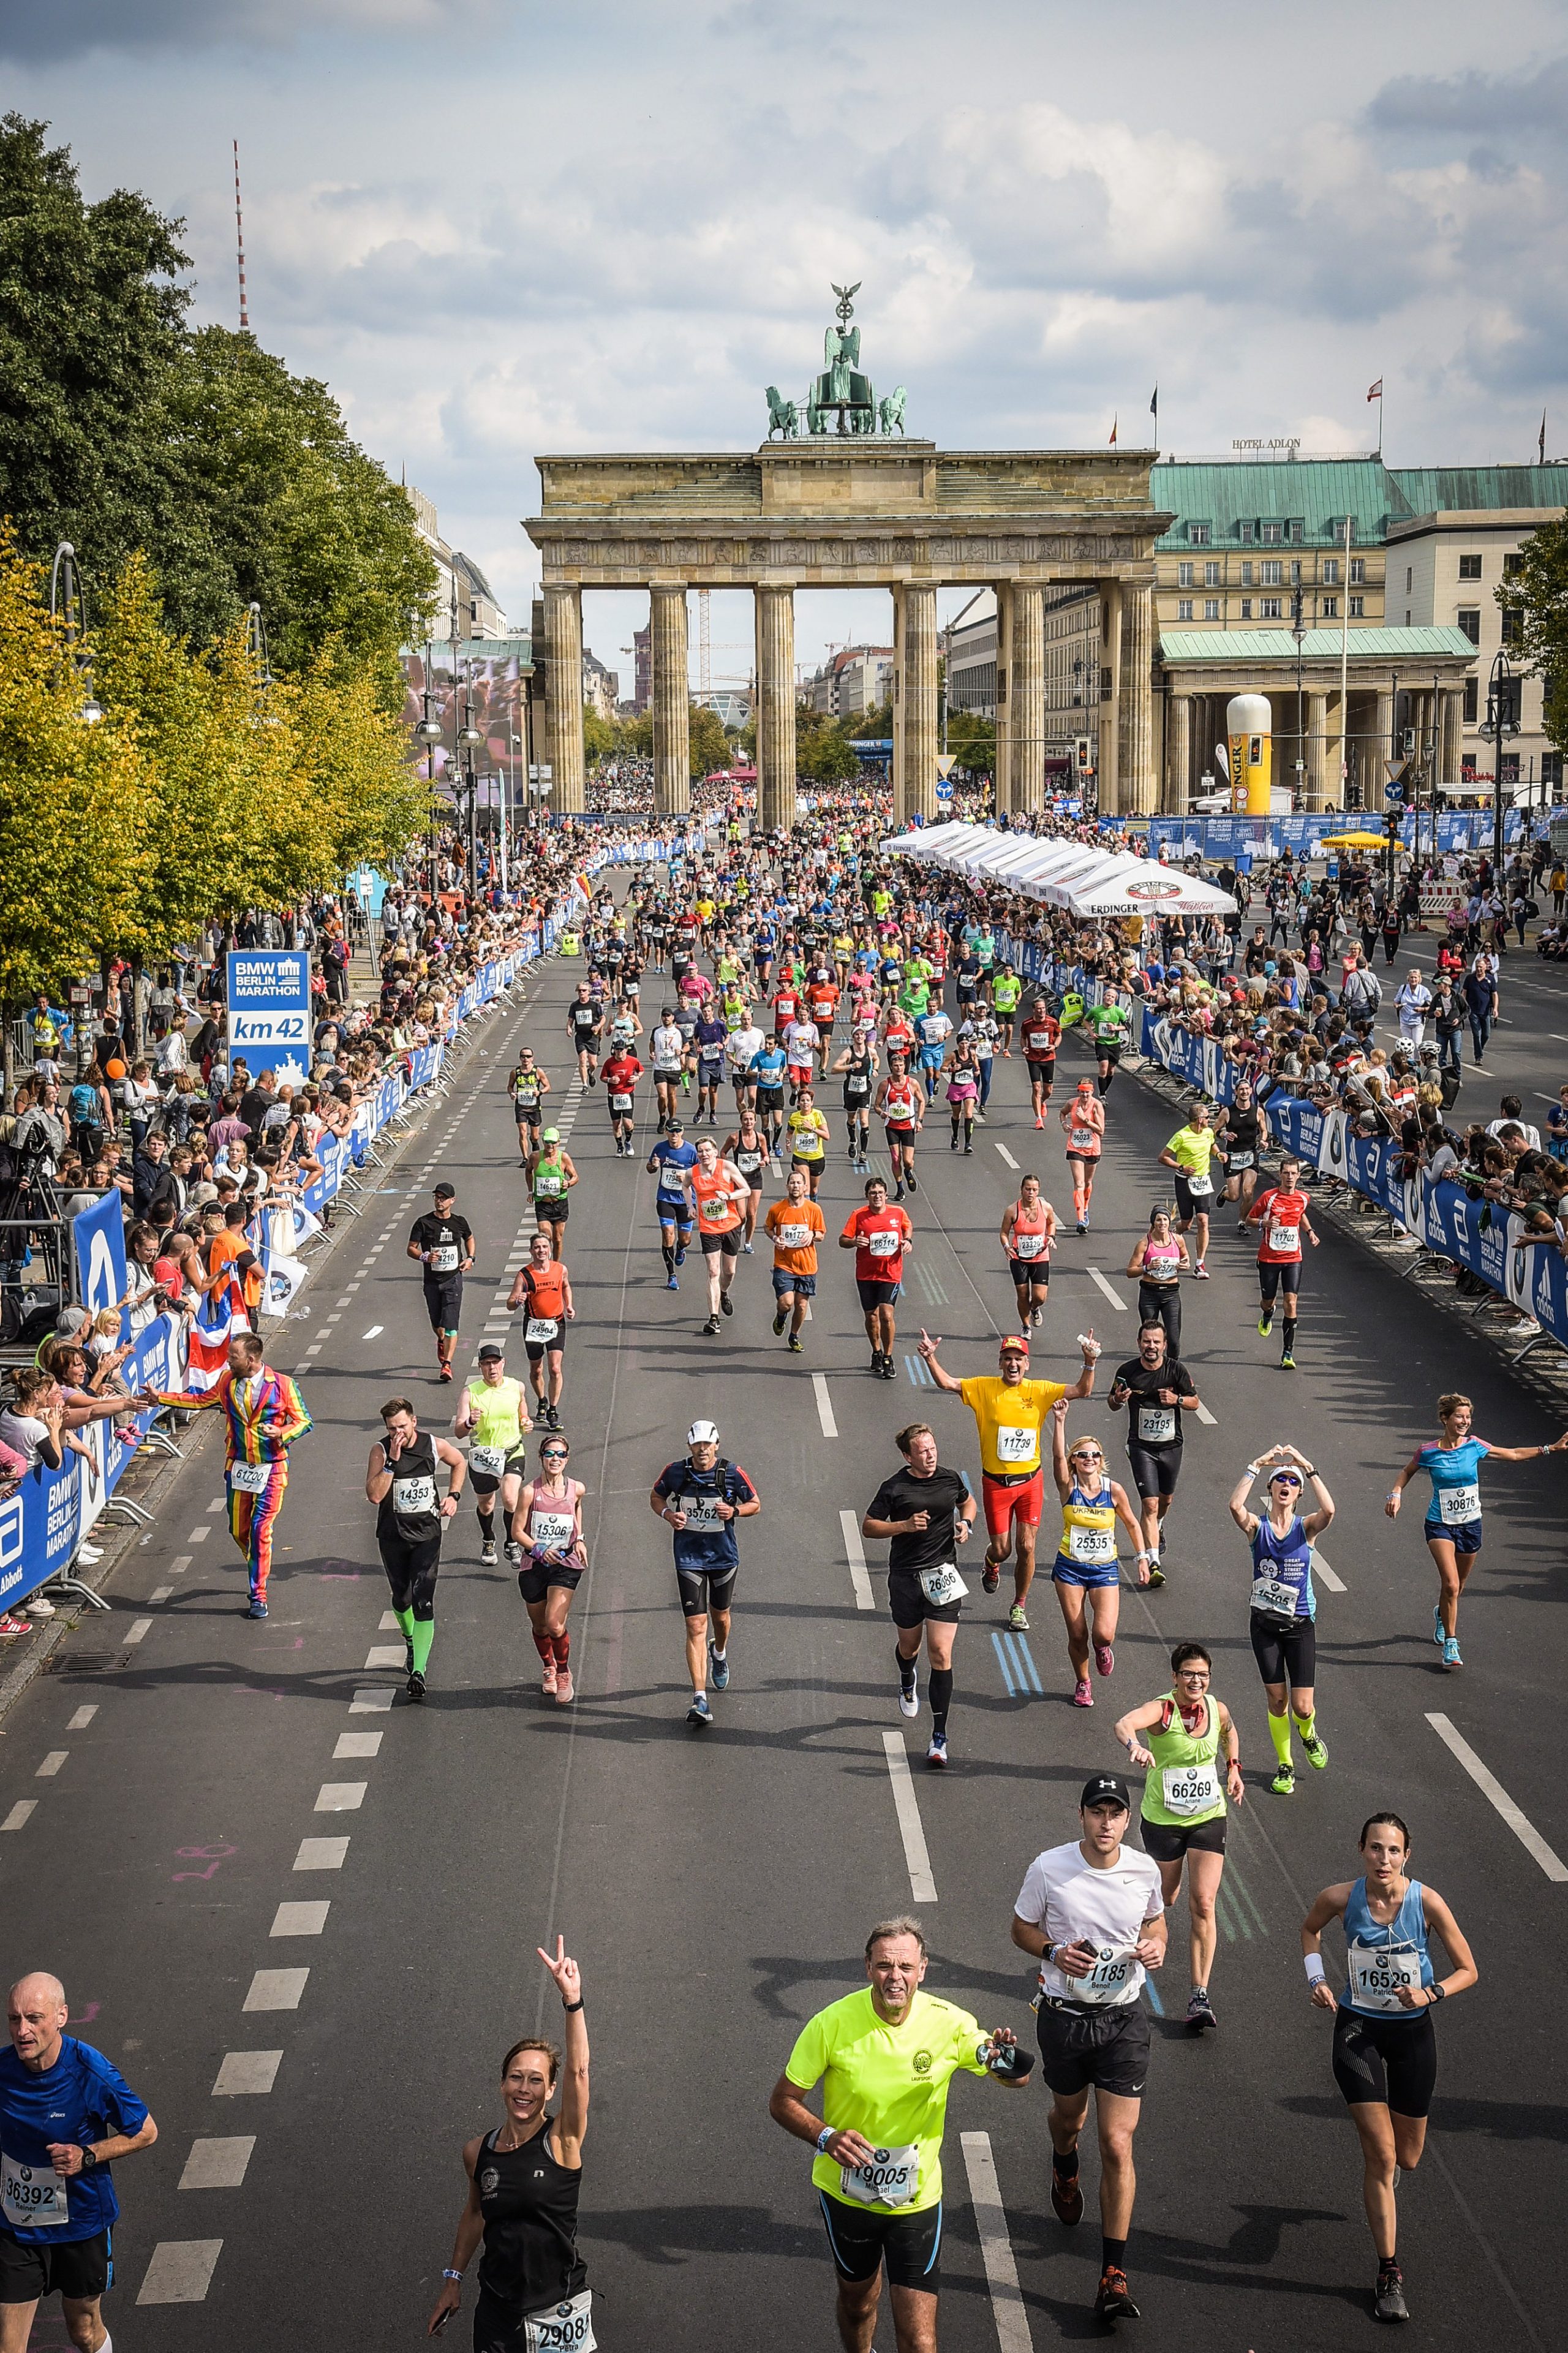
[881,821,1237,918]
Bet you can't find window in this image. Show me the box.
[1261,597,1282,619]
[1405,566,1413,592]
[1499,753,1520,784]
[1501,606,1523,649]
[1204,561,1221,588]
[1177,599,1194,621]
[1463,677,1479,722]
[1204,599,1221,621]
[1323,557,1340,586]
[1238,521,1256,545]
[1261,560,1282,587]
[1240,561,1254,587]
[1457,608,1481,644]
[1458,553,1482,581]
[1544,751,1563,790]
[1100,666,1112,697]
[1349,557,1366,584]
[1504,551,1523,578]
[1189,523,1210,546]
[1321,597,1338,619]
[1262,521,1283,545]
[1349,595,1365,618]
[1287,520,1304,544]
[1177,561,1193,587]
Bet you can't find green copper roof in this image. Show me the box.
[1153,458,1567,550]
[1158,625,1477,665]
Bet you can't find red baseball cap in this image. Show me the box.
[998,1334,1030,1357]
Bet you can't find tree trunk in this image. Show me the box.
[1,1001,15,1105]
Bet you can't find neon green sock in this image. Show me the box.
[394,1606,415,1641]
[411,1617,435,1675]
[1268,1711,1293,1767]
[1293,1709,1317,1744]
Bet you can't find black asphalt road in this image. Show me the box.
[5,940,1566,2351]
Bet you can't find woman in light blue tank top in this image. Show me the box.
[1387,1391,1567,1673]
[1300,1812,1477,2327]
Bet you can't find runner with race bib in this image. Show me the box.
[1158,1105,1218,1278]
[1060,1079,1104,1235]
[513,1433,587,1704]
[407,1181,475,1384]
[1300,1815,1477,2325]
[1105,1322,1202,1585]
[1245,1154,1318,1370]
[769,1917,1030,2353]
[1114,1641,1243,2032]
[1227,1444,1334,1794]
[1000,1173,1059,1331]
[1010,1776,1167,2325]
[427,1942,593,2349]
[1047,1400,1150,1706]
[861,1422,977,1768]
[454,1343,532,1565]
[1386,1391,1567,1671]
[366,1397,466,1702]
[507,1235,575,1432]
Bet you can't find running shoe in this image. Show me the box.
[1147,1558,1166,1587]
[963,1142,973,1155]
[687,1693,714,1726]
[555,1669,575,1704]
[1095,2267,1140,2321]
[709,1644,731,1691]
[1008,1603,1030,1631]
[25,1596,55,1617]
[1035,1114,1045,1130]
[906,1173,918,1193]
[480,1538,497,1566]
[950,1135,959,1152]
[894,1182,906,1200]
[541,1660,557,1695]
[774,1307,788,1335]
[0,1616,32,1639]
[1072,1677,1093,1707]
[505,1540,522,1566]
[675,1245,687,1266]
[439,1364,453,1383]
[982,1562,1000,1594]
[1442,1636,1463,1669]
[898,1674,919,1718]
[1270,1761,1296,1796]
[1093,1641,1115,1678]
[720,1293,734,1316]
[1301,1729,1329,1769]
[927,1732,948,1767]
[1076,1220,1087,1235]
[870,1348,885,1373]
[703,1315,721,1335]
[406,1669,426,1702]
[1433,1604,1445,1648]
[788,1334,804,1353]
[1050,2164,1084,2226]
[880,1358,898,1380]
[1280,1351,1297,1370]
[546,1405,561,1431]
[1193,1261,1210,1279]
[1186,1988,1218,2032]
[1373,2261,1410,2322]
[742,1240,754,1254]
[244,1599,269,1620]
[1257,1309,1274,1335]
[666,1275,680,1291]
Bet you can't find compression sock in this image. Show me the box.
[929,1667,954,1735]
[533,1630,556,1666]
[1101,2236,1127,2273]
[410,1616,435,1676]
[478,1508,495,1543]
[1293,1707,1317,1743]
[552,1630,571,1671]
[1052,2145,1079,2178]
[897,1645,918,1690]
[1282,1318,1298,1359]
[662,1243,676,1275]
[1268,1710,1293,1767]
[394,1606,415,1642]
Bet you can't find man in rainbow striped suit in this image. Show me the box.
[140,1332,312,1619]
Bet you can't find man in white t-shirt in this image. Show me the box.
[1010,1773,1166,2325]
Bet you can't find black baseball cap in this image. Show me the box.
[477,1343,504,1362]
[433,1180,455,1199]
[1079,1773,1131,1813]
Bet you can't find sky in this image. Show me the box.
[7,0,1568,688]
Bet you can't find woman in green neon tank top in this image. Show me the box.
[1112,1642,1243,2035]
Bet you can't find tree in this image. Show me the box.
[1499,519,1568,752]
[946,708,996,772]
[689,701,732,779]
[583,704,616,767]
[846,700,892,740]
[799,730,861,785]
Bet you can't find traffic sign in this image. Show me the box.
[1384,757,1409,783]
[227,949,312,1085]
[935,754,957,779]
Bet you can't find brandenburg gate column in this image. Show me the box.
[650,586,691,817]
[892,583,938,828]
[543,584,586,814]
[1098,583,1123,814]
[755,584,797,834]
[1011,582,1046,815]
[1119,580,1155,814]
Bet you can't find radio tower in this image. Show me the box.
[233,139,250,331]
[698,586,711,698]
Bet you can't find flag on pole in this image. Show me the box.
[1150,385,1158,445]
[1540,410,1548,464]
[1109,414,1118,446]
[1366,378,1382,401]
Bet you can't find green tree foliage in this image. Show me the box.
[689,701,733,778]
[946,708,996,772]
[0,116,436,710]
[1499,519,1568,751]
[583,703,617,767]
[845,700,892,739]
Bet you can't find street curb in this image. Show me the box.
[0,967,543,1731]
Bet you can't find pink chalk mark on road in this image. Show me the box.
[173,1843,237,1882]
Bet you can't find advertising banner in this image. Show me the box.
[227,949,313,1086]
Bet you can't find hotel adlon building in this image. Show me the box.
[942,458,1566,810]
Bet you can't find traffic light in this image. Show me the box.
[1074,735,1093,774]
[1401,727,1416,757]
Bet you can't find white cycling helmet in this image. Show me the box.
[687,1419,720,1448]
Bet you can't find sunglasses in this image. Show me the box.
[540,1446,568,1460]
[1269,1471,1303,1488]
[1071,1449,1104,1462]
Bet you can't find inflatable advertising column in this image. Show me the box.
[1226,693,1272,815]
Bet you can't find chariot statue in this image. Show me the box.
[763,283,910,440]
[765,385,800,440]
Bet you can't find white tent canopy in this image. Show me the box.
[884,826,1237,918]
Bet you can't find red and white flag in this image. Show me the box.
[1367,378,1383,401]
[1109,414,1118,446]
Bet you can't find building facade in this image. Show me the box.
[803,643,895,717]
[405,485,510,639]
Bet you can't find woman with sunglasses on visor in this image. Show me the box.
[1227,1443,1335,1796]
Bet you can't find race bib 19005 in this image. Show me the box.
[839,2144,919,2207]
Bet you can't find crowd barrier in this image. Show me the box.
[0,877,594,1617]
[1005,936,1568,1355]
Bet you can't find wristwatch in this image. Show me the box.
[80,2147,98,2172]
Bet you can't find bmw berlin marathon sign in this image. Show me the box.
[227,950,312,1085]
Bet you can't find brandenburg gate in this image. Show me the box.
[523,293,1170,828]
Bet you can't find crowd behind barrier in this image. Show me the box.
[1005,939,1568,1356]
[0,850,639,1619]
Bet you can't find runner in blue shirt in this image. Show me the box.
[646,1126,698,1291]
[0,1973,156,2343]
[1387,1390,1567,1670]
[748,1038,790,1158]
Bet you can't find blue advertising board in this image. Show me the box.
[227,948,312,1085]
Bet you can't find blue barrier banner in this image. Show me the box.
[73,1191,129,1341]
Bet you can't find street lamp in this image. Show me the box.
[1290,587,1306,809]
[50,542,102,723]
[1485,649,1521,884]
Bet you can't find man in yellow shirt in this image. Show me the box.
[919,1328,1101,1631]
[769,1916,1030,2353]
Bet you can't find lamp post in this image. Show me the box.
[50,545,105,1073]
[413,642,443,903]
[1486,649,1520,886]
[1291,587,1306,810]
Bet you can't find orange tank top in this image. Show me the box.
[691,1165,741,1232]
